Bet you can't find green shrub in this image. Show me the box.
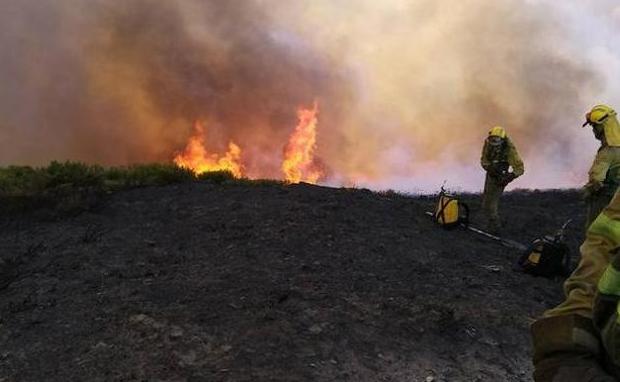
[196,170,236,184]
[44,161,105,189]
[232,177,285,187]
[377,189,406,199]
[0,161,288,214]
[106,164,195,188]
[0,166,42,195]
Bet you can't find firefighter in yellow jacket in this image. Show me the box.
[531,190,620,381]
[582,104,620,230]
[531,105,620,381]
[480,126,524,233]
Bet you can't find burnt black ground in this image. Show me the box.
[0,182,585,381]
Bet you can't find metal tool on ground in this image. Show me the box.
[424,210,527,250]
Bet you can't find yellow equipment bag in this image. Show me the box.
[434,190,469,229]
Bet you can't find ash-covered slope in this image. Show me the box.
[0,182,584,381]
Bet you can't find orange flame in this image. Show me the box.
[174,121,243,177]
[282,101,323,184]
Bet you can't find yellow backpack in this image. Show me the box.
[434,189,469,229]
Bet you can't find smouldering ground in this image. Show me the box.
[0,182,583,381]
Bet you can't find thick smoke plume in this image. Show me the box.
[0,0,351,180]
[1,0,618,191]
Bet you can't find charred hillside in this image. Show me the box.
[0,181,584,381]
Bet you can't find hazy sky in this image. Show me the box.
[1,0,618,191]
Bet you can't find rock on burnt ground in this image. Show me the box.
[0,182,584,381]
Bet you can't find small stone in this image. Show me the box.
[482,265,502,272]
[177,350,197,366]
[151,320,164,330]
[426,376,435,382]
[481,337,500,347]
[299,347,317,357]
[129,314,148,323]
[93,341,109,349]
[129,314,162,329]
[309,324,323,334]
[169,325,184,339]
[221,345,233,352]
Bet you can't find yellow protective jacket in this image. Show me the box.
[544,191,620,319]
[532,191,620,380]
[595,109,620,147]
[480,137,524,177]
[586,147,620,193]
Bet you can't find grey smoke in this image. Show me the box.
[0,0,616,190]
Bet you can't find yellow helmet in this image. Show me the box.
[583,104,615,127]
[488,126,507,139]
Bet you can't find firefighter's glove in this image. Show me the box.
[487,167,504,179]
[503,172,517,185]
[532,315,614,382]
[496,172,516,187]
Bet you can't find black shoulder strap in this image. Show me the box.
[459,202,469,226]
[436,195,453,224]
[562,245,572,276]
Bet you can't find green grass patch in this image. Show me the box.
[229,177,285,187]
[196,170,236,184]
[0,161,285,215]
[105,163,195,189]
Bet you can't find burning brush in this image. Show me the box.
[282,101,324,184]
[173,121,243,178]
[174,102,325,184]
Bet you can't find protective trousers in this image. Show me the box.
[584,145,620,230]
[481,174,505,232]
[586,189,617,231]
[532,191,620,381]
